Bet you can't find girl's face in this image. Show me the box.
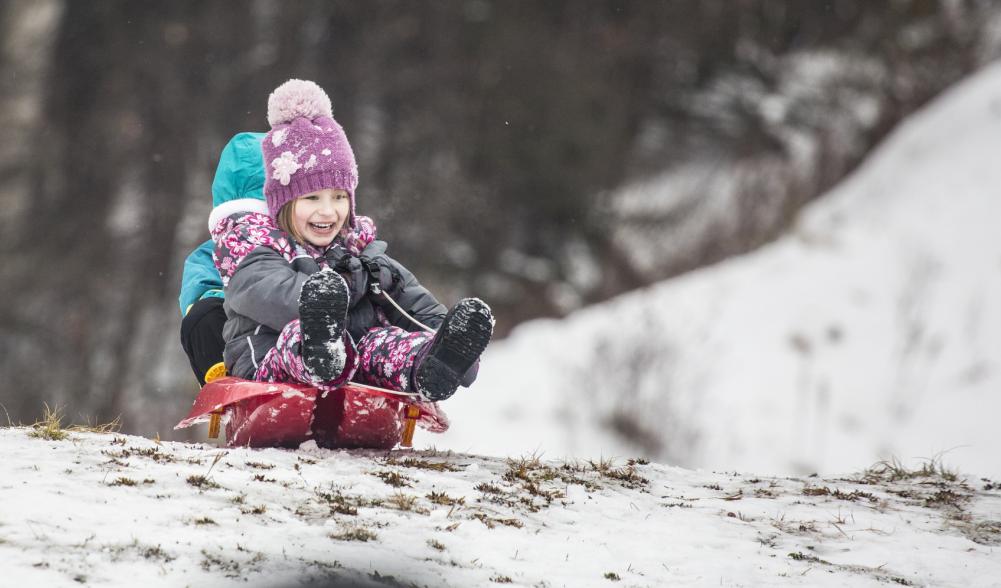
[293,188,351,247]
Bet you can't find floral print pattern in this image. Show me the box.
[355,327,432,391]
[271,151,301,185]
[341,215,376,254]
[211,212,297,286]
[255,319,358,389]
[211,211,377,287]
[256,322,431,395]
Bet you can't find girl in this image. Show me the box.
[211,79,493,410]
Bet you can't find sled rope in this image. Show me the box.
[376,289,436,333]
[347,380,420,398]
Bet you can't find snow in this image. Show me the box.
[2,427,999,586]
[442,61,1001,479]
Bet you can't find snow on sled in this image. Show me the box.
[175,374,448,450]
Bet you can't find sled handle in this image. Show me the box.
[400,405,420,448]
[205,362,227,383]
[205,362,227,440]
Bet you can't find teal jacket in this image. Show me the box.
[178,132,267,315]
[179,240,223,315]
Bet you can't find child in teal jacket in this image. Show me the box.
[179,132,268,384]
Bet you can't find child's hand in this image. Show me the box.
[359,256,400,297]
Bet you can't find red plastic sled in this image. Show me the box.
[174,377,448,450]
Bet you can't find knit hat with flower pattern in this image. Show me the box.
[261,79,359,227]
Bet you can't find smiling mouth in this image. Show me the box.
[309,222,335,232]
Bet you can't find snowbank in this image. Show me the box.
[441,62,1001,478]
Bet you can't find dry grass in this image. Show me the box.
[386,491,430,515]
[427,538,446,551]
[475,482,505,495]
[27,404,121,441]
[314,486,383,515]
[925,489,967,509]
[470,512,523,529]
[602,464,649,488]
[28,404,69,441]
[386,491,419,511]
[857,456,960,484]
[102,446,177,464]
[329,525,377,542]
[1,403,14,428]
[384,456,460,472]
[69,415,122,434]
[373,470,412,488]
[186,475,221,490]
[426,491,464,506]
[802,486,878,503]
[788,551,829,564]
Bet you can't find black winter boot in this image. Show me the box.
[299,270,351,383]
[413,298,494,401]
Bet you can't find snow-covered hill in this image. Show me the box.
[3,426,999,587]
[440,62,1001,479]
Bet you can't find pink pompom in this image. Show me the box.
[267,79,333,127]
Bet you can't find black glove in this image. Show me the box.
[359,255,401,298]
[323,246,366,307]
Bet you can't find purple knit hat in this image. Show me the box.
[262,79,359,227]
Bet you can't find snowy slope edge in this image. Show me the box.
[2,428,1000,587]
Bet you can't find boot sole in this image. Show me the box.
[299,271,350,382]
[415,298,493,401]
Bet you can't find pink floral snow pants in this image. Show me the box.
[255,320,432,392]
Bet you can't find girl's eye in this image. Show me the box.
[303,195,319,201]
[336,193,348,200]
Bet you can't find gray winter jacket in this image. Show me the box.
[222,238,447,380]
